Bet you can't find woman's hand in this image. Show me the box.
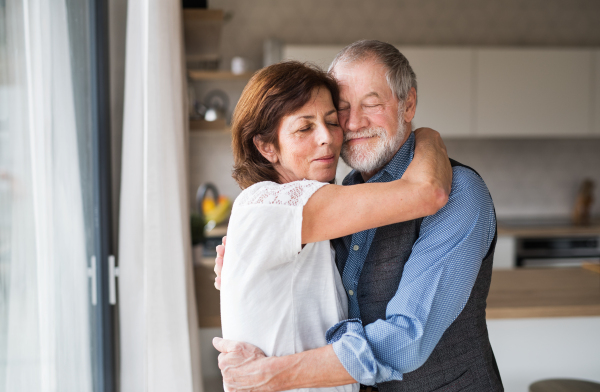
[214,236,226,290]
[404,128,452,213]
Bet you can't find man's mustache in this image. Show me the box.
[343,128,386,143]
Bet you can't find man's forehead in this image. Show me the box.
[334,63,392,99]
[333,58,386,76]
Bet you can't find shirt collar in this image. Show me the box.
[342,132,415,185]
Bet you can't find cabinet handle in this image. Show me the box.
[88,256,97,306]
[108,255,119,305]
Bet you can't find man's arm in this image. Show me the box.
[326,167,496,385]
[213,339,355,392]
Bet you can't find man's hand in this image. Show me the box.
[213,338,356,392]
[214,236,226,290]
[213,337,275,392]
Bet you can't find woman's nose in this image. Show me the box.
[316,122,334,145]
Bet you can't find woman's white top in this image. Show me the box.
[221,180,358,392]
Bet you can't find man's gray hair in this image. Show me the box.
[328,40,417,104]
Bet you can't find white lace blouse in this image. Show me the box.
[220,180,358,392]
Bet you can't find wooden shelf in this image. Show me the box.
[188,70,254,81]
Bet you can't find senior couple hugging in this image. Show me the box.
[211,40,503,392]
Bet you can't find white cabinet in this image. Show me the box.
[595,50,600,135]
[282,45,341,71]
[399,48,474,137]
[493,235,516,269]
[488,317,600,392]
[475,49,594,137]
[282,45,600,138]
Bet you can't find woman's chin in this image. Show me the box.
[309,169,337,183]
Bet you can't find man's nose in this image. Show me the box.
[344,106,368,132]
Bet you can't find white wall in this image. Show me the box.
[487,317,600,392]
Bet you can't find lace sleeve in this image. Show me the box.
[235,180,329,208]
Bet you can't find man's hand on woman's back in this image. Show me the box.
[214,236,226,290]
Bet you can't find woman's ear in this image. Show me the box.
[253,136,278,164]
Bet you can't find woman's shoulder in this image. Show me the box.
[234,180,329,208]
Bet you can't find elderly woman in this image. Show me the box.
[219,61,450,392]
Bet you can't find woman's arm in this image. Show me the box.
[301,128,451,244]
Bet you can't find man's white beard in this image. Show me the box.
[341,113,408,174]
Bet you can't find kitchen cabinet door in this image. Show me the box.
[399,47,474,137]
[475,49,594,137]
[493,235,516,269]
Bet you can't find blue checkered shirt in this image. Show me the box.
[325,132,496,385]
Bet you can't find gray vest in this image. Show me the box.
[334,159,503,392]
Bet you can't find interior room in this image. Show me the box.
[1,1,599,392]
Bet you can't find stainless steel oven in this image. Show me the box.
[516,235,600,267]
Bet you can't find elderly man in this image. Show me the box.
[213,40,503,392]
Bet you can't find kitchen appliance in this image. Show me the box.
[516,235,600,267]
[499,217,600,268]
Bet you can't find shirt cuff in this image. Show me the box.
[326,319,403,385]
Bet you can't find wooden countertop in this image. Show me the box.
[194,240,600,326]
[487,267,600,319]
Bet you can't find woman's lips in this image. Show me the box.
[313,155,335,163]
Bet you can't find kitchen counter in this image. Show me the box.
[487,267,600,319]
[195,242,600,326]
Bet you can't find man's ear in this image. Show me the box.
[402,87,417,123]
[253,136,278,164]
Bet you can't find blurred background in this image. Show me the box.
[1,1,599,392]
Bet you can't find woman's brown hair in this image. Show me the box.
[231,61,339,189]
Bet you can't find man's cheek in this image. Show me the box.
[338,114,350,131]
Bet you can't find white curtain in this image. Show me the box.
[119,0,202,391]
[0,0,93,391]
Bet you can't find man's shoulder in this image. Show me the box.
[449,164,490,199]
[426,163,495,226]
[420,163,496,250]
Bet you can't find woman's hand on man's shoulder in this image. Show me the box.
[214,236,226,290]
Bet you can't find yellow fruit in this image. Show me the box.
[202,198,216,214]
[205,196,232,225]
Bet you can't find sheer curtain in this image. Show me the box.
[0,0,94,391]
[119,0,202,391]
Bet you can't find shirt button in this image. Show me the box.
[353,245,359,251]
[349,290,354,296]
